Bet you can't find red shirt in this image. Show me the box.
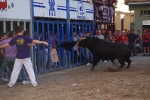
[142,33,150,42]
[119,35,128,44]
[114,35,121,42]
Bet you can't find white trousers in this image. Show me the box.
[9,58,37,85]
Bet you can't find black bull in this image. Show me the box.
[58,37,132,71]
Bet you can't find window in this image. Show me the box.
[121,19,124,30]
[140,10,150,17]
[144,10,147,16]
[140,10,143,16]
[148,10,150,16]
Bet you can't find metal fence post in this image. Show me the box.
[66,0,71,68]
[92,3,95,35]
[30,0,36,73]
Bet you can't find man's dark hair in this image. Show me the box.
[0,33,4,39]
[17,26,24,33]
[8,31,15,37]
[14,30,18,34]
[1,33,6,37]
[24,31,30,36]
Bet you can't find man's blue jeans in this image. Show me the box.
[0,57,15,81]
[0,57,29,81]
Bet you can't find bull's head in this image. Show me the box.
[78,37,87,47]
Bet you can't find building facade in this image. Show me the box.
[115,0,134,31]
[125,0,150,34]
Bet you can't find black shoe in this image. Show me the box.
[148,54,150,56]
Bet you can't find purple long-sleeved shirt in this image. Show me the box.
[0,38,17,57]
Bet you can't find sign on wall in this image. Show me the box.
[70,0,93,20]
[34,0,93,20]
[34,0,66,18]
[0,0,31,20]
[143,20,150,25]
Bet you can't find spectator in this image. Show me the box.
[95,29,104,39]
[107,31,115,43]
[3,33,8,40]
[135,30,142,56]
[142,29,150,56]
[0,33,7,82]
[85,32,93,63]
[119,30,128,44]
[72,32,79,66]
[79,33,90,66]
[101,29,108,41]
[127,30,137,57]
[39,33,48,69]
[34,31,38,40]
[95,29,106,62]
[114,30,121,43]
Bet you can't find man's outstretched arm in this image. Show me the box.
[28,43,36,46]
[32,40,48,46]
[0,43,10,49]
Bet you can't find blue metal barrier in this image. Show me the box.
[70,21,93,67]
[33,20,93,74]
[33,19,67,74]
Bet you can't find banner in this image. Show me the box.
[70,0,93,20]
[0,0,31,20]
[34,0,93,20]
[34,0,66,19]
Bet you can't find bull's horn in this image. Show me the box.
[80,37,86,40]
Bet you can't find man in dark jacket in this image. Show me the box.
[127,30,137,57]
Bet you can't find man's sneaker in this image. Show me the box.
[7,83,14,88]
[23,80,31,85]
[2,77,9,82]
[32,83,37,87]
[86,63,90,66]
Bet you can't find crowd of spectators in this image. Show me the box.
[0,28,149,84]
